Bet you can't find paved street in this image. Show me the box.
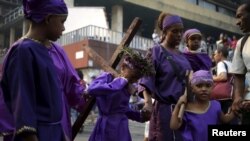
[74,120,145,141]
[0,120,145,141]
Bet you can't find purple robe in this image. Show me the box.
[1,38,85,141]
[0,87,14,135]
[183,52,212,72]
[87,72,142,141]
[139,45,192,141]
[180,100,221,141]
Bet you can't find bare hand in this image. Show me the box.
[177,95,187,107]
[232,96,243,115]
[141,109,151,122]
[141,102,152,121]
[241,100,250,112]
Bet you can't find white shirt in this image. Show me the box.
[231,37,250,74]
[216,60,232,76]
[231,36,250,98]
[152,33,160,43]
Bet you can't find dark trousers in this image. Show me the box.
[242,112,250,124]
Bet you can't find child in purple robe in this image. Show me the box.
[139,12,192,141]
[87,48,155,141]
[0,0,85,141]
[182,28,212,72]
[170,70,235,141]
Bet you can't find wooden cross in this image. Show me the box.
[72,17,142,139]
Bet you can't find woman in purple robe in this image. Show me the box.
[87,49,155,141]
[0,0,85,141]
[170,70,235,141]
[182,28,212,72]
[139,12,192,141]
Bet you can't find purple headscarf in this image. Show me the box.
[190,70,213,85]
[183,28,202,42]
[162,15,183,29]
[23,0,68,23]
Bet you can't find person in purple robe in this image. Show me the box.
[138,12,192,141]
[170,70,235,141]
[182,28,212,72]
[87,48,155,141]
[0,0,85,141]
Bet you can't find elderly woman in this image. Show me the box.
[139,12,192,141]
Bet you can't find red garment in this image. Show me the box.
[231,40,237,49]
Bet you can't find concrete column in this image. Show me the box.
[64,0,74,7]
[22,20,29,36]
[111,5,123,33]
[9,27,15,46]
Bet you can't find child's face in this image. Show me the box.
[187,34,201,51]
[191,82,213,101]
[121,66,140,83]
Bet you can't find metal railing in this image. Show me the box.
[3,6,23,25]
[57,25,154,50]
[0,0,22,5]
[0,48,8,57]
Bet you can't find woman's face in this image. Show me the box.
[187,34,202,51]
[164,23,184,47]
[213,50,221,63]
[46,15,67,41]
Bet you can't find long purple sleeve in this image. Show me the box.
[87,72,128,96]
[0,87,14,135]
[50,44,85,109]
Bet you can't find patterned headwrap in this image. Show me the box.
[162,15,183,30]
[190,70,213,85]
[183,28,202,42]
[23,0,68,23]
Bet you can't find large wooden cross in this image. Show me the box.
[72,17,142,139]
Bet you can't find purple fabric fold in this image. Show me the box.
[183,52,212,72]
[0,88,14,134]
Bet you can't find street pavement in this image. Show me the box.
[0,119,146,141]
[74,119,145,141]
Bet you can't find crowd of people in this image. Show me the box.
[1,0,250,141]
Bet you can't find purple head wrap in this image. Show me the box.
[162,15,183,30]
[190,70,213,85]
[183,28,202,42]
[23,0,68,23]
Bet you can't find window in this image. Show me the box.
[199,0,216,11]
